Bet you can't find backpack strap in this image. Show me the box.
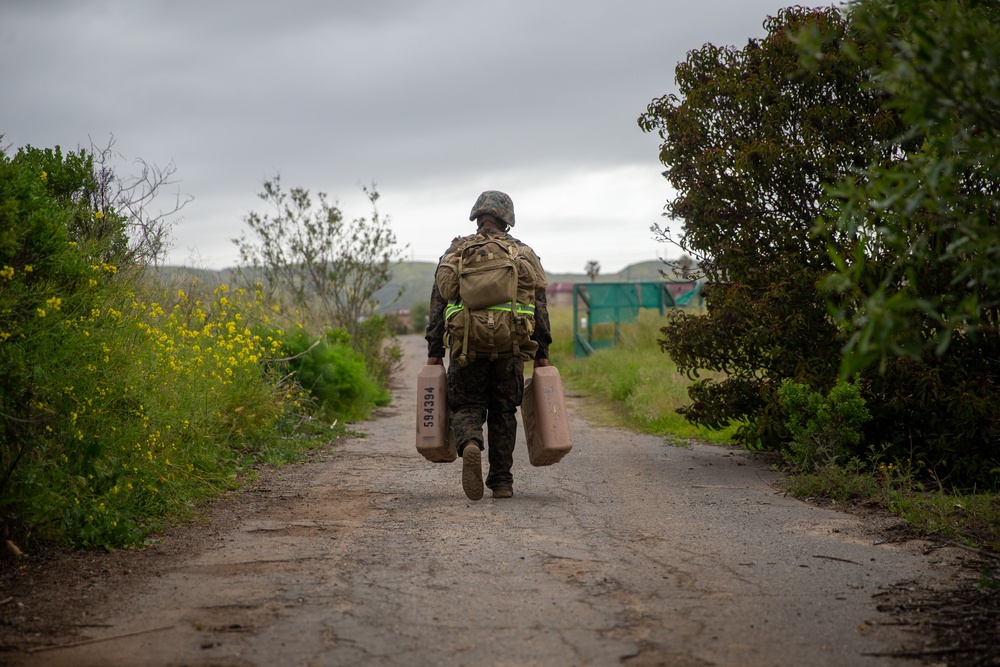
[460,303,473,366]
[507,242,522,357]
[446,302,535,318]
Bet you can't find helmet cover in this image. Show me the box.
[469,190,515,228]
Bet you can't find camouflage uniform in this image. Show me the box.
[425,192,551,492]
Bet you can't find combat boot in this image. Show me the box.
[492,484,513,499]
[461,443,483,501]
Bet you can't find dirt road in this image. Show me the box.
[7,334,962,666]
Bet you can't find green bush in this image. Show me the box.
[0,144,322,548]
[777,379,871,473]
[350,314,402,388]
[0,145,128,541]
[277,327,390,423]
[3,277,301,546]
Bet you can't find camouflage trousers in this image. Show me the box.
[447,355,524,489]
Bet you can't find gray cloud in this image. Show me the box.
[3,0,795,273]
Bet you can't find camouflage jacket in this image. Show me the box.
[425,229,552,361]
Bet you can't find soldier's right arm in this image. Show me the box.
[426,235,470,361]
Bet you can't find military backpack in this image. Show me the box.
[435,233,541,366]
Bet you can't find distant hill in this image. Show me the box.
[152,258,676,315]
[547,259,669,285]
[150,265,237,287]
[376,261,437,312]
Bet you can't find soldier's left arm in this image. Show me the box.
[425,278,448,360]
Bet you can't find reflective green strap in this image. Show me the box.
[446,302,534,318]
[490,302,535,316]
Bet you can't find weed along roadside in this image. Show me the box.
[0,333,989,666]
[0,148,403,556]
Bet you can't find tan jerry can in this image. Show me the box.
[415,364,457,462]
[522,365,572,466]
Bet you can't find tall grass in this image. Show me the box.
[548,305,735,444]
[545,306,1000,552]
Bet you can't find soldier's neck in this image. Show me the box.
[478,223,506,235]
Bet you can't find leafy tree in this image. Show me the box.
[637,6,900,447]
[234,177,405,337]
[410,300,430,334]
[822,0,1000,371]
[675,254,695,277]
[87,137,192,267]
[814,0,1000,485]
[639,2,1000,486]
[4,138,190,269]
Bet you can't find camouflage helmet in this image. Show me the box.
[469,190,515,228]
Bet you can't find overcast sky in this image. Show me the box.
[3,0,797,274]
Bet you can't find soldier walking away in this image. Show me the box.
[425,191,552,500]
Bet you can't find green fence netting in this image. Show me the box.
[572,281,702,357]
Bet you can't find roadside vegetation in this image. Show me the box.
[553,304,999,554]
[548,306,734,444]
[629,0,1000,555]
[0,145,399,550]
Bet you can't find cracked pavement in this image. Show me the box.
[15,334,958,666]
